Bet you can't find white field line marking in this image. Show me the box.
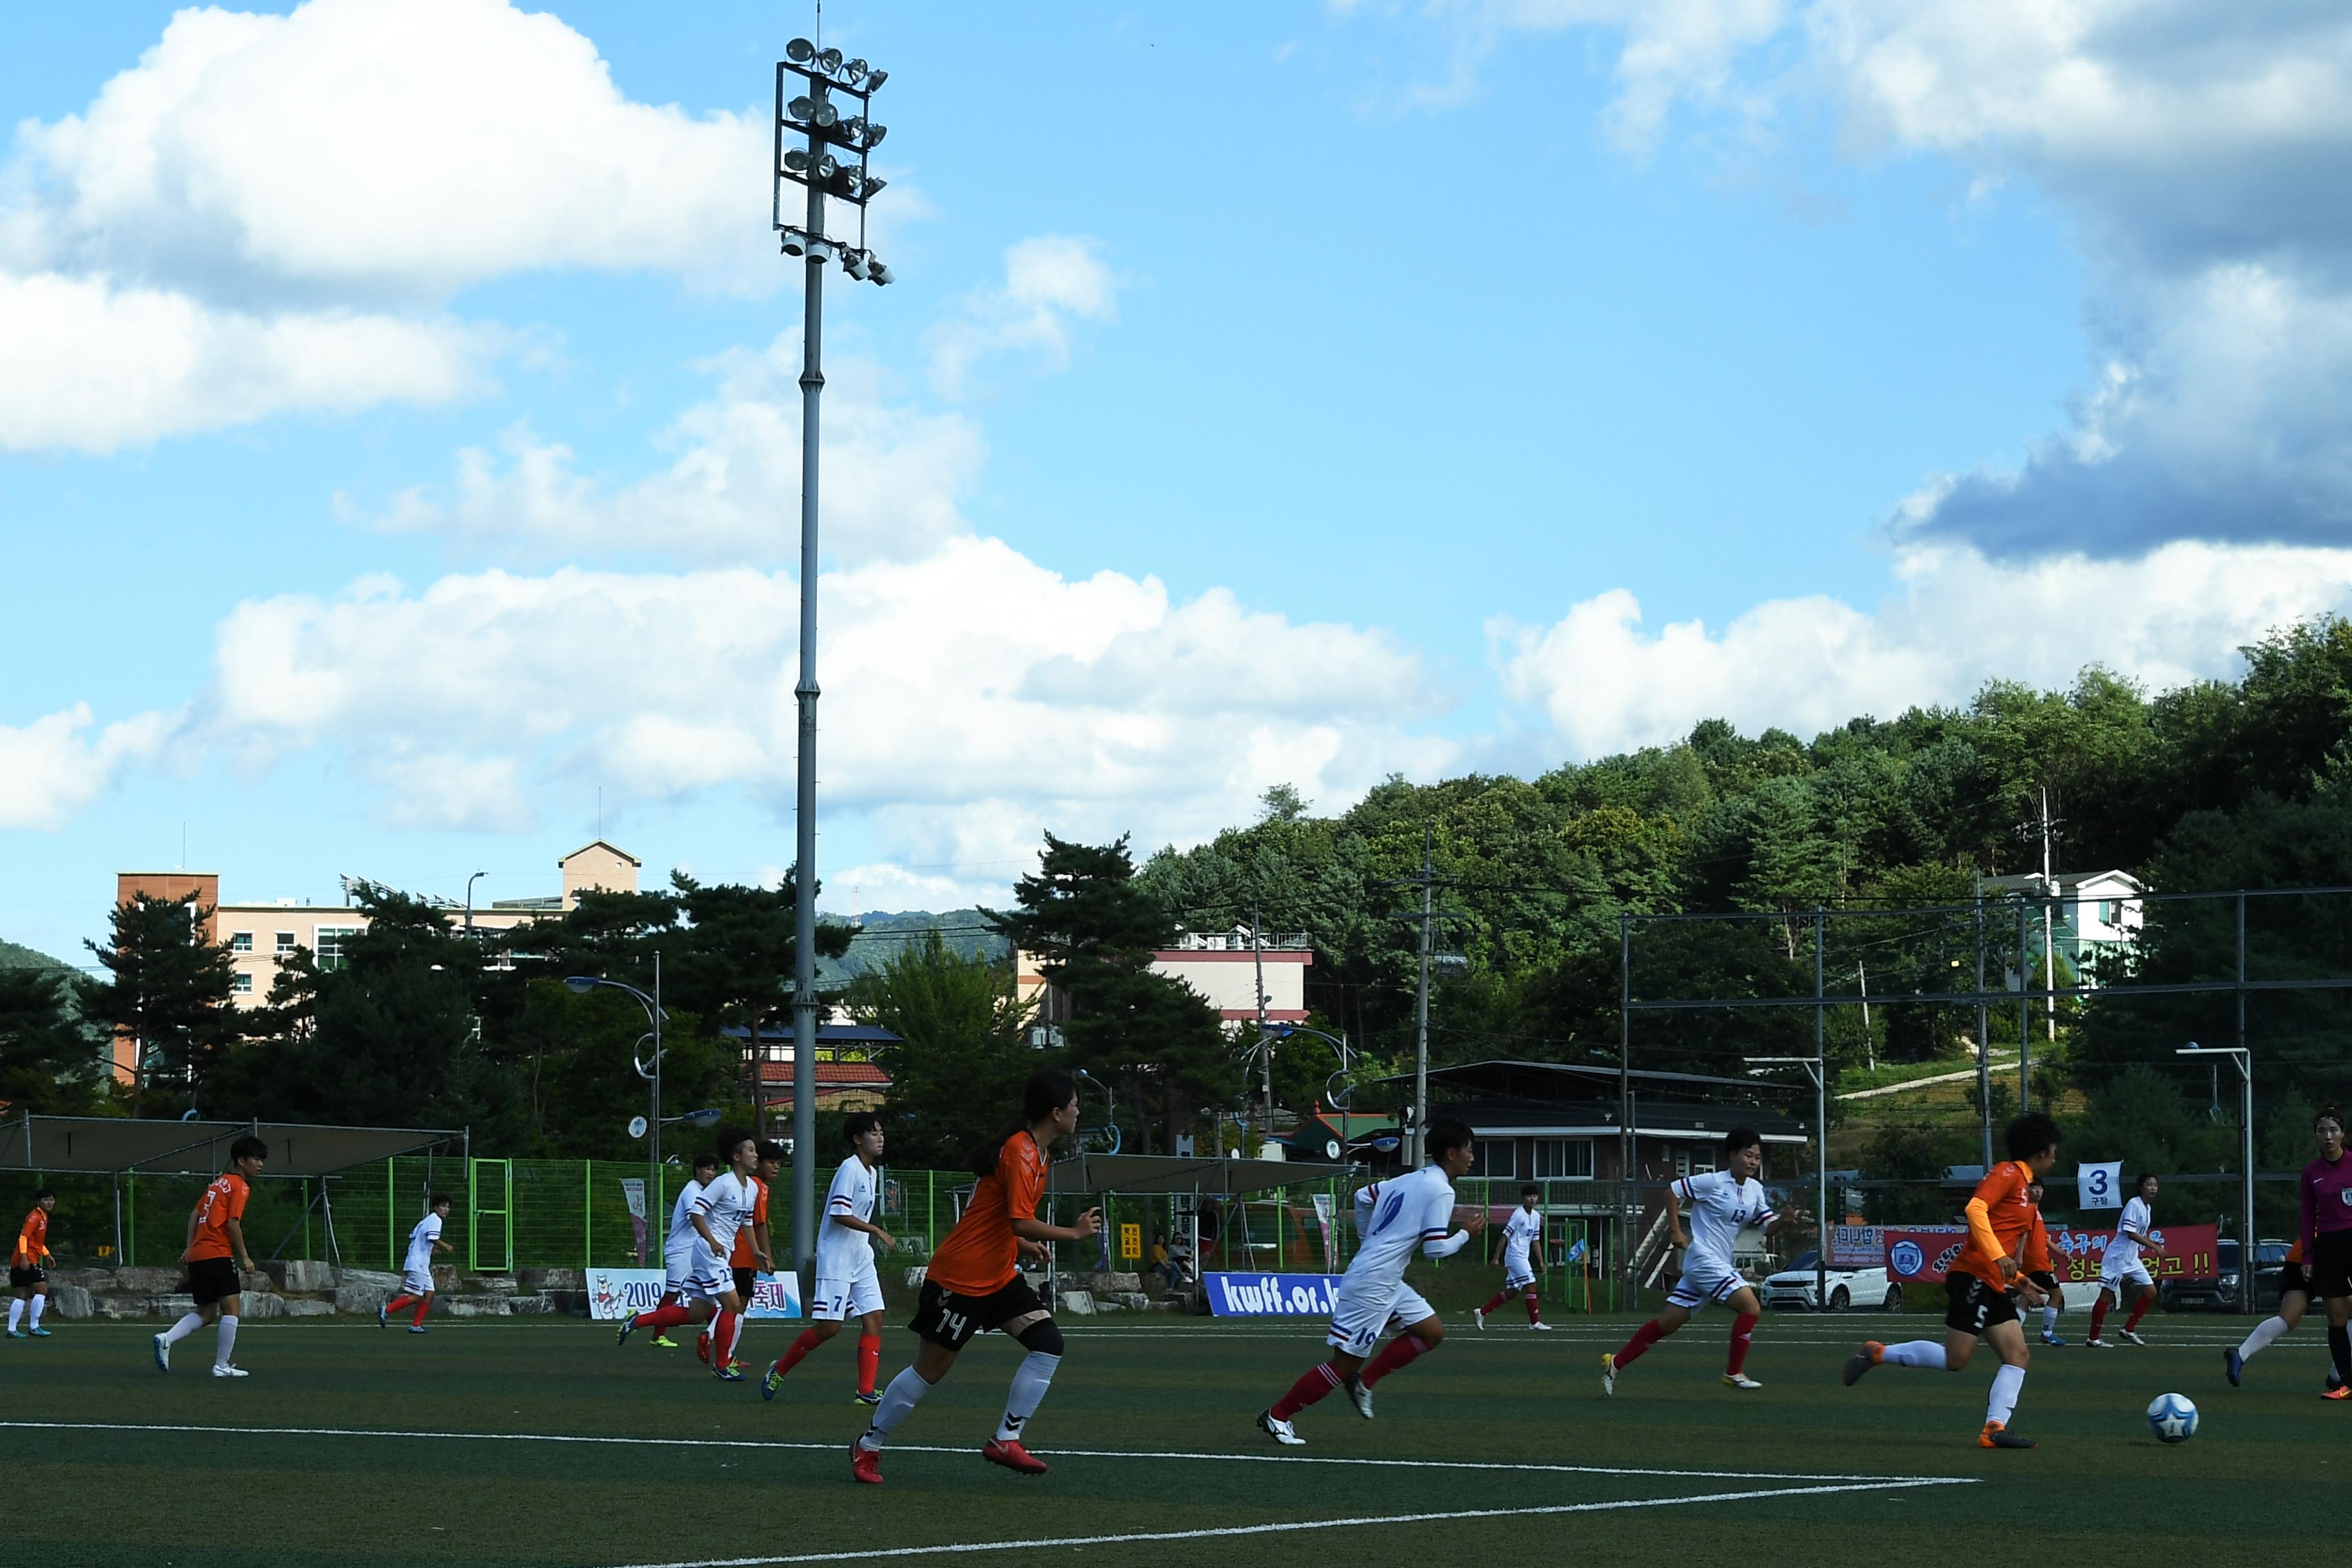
[0,1420,1934,1482]
[607,1477,1979,1568]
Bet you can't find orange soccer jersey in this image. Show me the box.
[730,1177,769,1268]
[1952,1161,2050,1288]
[926,1131,1046,1297]
[186,1173,250,1263]
[14,1209,48,1267]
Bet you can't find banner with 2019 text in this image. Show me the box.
[1881,1224,2220,1285]
[586,1268,803,1320]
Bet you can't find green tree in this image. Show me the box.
[83,892,240,1115]
[0,968,108,1114]
[846,932,1034,1168]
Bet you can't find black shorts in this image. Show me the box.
[1945,1273,2021,1337]
[2282,1259,2311,1298]
[732,1266,757,1299]
[8,1265,44,1290]
[2311,1232,2352,1299]
[909,1277,1049,1352]
[186,1256,242,1307]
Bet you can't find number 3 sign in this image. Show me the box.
[2077,1161,2123,1210]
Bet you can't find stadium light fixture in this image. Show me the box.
[817,46,843,74]
[785,37,814,63]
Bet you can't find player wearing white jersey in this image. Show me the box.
[2087,1173,2159,1348]
[1603,1128,1807,1395]
[650,1152,720,1347]
[1258,1121,1485,1446]
[378,1195,453,1333]
[1473,1186,1553,1331]
[618,1132,760,1380]
[764,1112,899,1406]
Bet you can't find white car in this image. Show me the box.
[1759,1251,1903,1312]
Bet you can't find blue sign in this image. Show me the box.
[1205,1272,1346,1318]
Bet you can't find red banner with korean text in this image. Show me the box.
[1883,1224,2220,1284]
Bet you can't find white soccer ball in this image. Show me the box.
[2146,1391,2199,1444]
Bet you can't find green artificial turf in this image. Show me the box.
[0,1311,2324,1566]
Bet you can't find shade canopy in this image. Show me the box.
[1046,1153,1350,1197]
[0,1115,464,1179]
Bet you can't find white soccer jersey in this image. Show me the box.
[692,1171,757,1260]
[403,1213,442,1274]
[1675,1170,1776,1271]
[2105,1196,2153,1267]
[1500,1206,1542,1282]
[816,1155,879,1281]
[1346,1166,1462,1289]
[666,1179,707,1249]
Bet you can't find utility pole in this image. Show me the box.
[2014,785,2064,1043]
[1974,874,1992,1168]
[1379,828,1464,1171]
[1252,896,1271,1148]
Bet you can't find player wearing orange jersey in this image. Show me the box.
[850,1070,1101,1487]
[154,1135,266,1377]
[8,1188,57,1338]
[1844,1113,2061,1449]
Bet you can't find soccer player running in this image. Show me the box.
[654,1152,720,1350]
[8,1188,57,1338]
[379,1194,454,1333]
[2085,1171,2160,1348]
[153,1135,266,1377]
[2024,1176,2068,1347]
[618,1132,760,1381]
[2228,1238,2315,1389]
[1258,1119,1487,1446]
[1603,1128,1806,1394]
[765,1112,896,1406]
[852,1070,1101,1485]
[2295,1102,2352,1399]
[1473,1185,1552,1333]
[712,1141,781,1370]
[1843,1112,2061,1449]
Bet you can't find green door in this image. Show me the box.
[469,1159,513,1273]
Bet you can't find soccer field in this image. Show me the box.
[0,1313,2322,1566]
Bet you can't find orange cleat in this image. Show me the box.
[2322,1385,2350,1401]
[1979,1421,2035,1449]
[850,1441,883,1485]
[982,1438,1049,1475]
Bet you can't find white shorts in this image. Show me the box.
[401,1264,436,1297]
[679,1250,732,1303]
[663,1243,698,1293]
[811,1273,885,1322]
[1667,1256,1747,1311]
[1502,1253,1536,1291]
[1326,1277,1436,1358]
[2101,1258,2154,1293]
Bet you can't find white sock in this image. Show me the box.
[26,1295,43,1327]
[2238,1315,2291,1362]
[860,1366,930,1451]
[215,1314,239,1367]
[995,1351,1061,1442]
[5,1299,20,1332]
[1879,1340,1947,1369]
[2041,1305,2059,1334]
[1986,1362,2025,1427]
[162,1312,204,1345]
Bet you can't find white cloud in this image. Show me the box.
[374,338,986,566]
[1493,538,2352,757]
[927,236,1119,397]
[0,270,487,453]
[0,705,173,829]
[6,0,774,300]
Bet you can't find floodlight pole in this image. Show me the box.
[2181,1041,2254,1314]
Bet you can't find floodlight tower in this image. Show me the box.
[774,37,892,1302]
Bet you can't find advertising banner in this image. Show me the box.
[1204,1272,1344,1318]
[586,1267,803,1320]
[620,1178,647,1265]
[1311,1193,1339,1273]
[1827,1224,1886,1268]
[1883,1223,2221,1284]
[1881,1227,1972,1284]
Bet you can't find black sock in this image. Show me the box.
[2329,1324,2350,1386]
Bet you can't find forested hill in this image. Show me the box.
[818,909,1007,984]
[0,939,70,971]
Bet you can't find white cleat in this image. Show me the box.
[211,1364,250,1378]
[1473,1308,1486,1331]
[1257,1409,1304,1446]
[1601,1352,1616,1398]
[1529,1321,1554,1332]
[2084,1338,2111,1349]
[1723,1372,1763,1390]
[2119,1329,2147,1346]
[1344,1375,1375,1420]
[152,1333,170,1373]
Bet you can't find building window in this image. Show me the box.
[1531,1139,1593,1180]
[230,973,253,995]
[275,932,297,956]
[230,932,253,953]
[315,926,362,971]
[1472,1139,1516,1179]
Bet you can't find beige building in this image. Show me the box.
[111,841,643,1080]
[1015,926,1313,1040]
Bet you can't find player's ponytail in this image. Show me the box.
[965,1069,1079,1176]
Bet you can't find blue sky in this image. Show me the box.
[7,1,2351,965]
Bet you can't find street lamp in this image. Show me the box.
[567,957,667,1264]
[773,37,895,1306]
[2179,1042,2255,1314]
[1747,1055,1829,1312]
[464,870,487,935]
[1260,1024,1353,1161]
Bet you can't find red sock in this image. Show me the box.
[411,1296,431,1328]
[634,1302,694,1333]
[384,1295,415,1315]
[772,1328,822,1379]
[1270,1362,1342,1419]
[1728,1311,1758,1375]
[2124,1295,2150,1332]
[1477,1290,1511,1316]
[1612,1318,1666,1369]
[712,1311,740,1364]
[2089,1297,2110,1338]
[856,1333,881,1397]
[1358,1333,1429,1389]
[1524,1290,1542,1326]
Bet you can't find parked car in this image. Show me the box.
[2161,1237,2289,1313]
[1759,1251,1903,1312]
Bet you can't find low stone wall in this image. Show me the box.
[39,1262,592,1322]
